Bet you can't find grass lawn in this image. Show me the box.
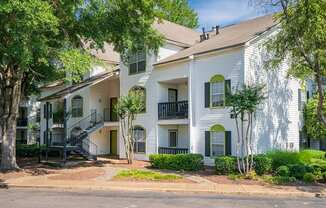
[114,169,183,181]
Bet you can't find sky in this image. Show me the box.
[188,0,277,29]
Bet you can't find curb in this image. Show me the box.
[6,184,320,198]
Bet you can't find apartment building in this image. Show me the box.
[39,15,303,164]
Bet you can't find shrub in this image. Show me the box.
[267,150,301,171]
[322,172,326,183]
[298,149,326,164]
[16,144,45,157]
[149,154,204,171]
[288,164,307,180]
[303,173,316,183]
[265,176,296,185]
[254,154,272,175]
[215,156,237,175]
[276,165,290,177]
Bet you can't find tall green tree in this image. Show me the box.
[158,0,199,28]
[251,0,326,127]
[0,0,168,170]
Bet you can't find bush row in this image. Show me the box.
[149,154,204,171]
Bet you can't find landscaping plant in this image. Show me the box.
[149,154,203,171]
[115,92,144,164]
[215,156,237,175]
[253,154,272,175]
[229,84,265,175]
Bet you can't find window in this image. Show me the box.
[211,81,225,107]
[71,96,83,117]
[133,126,146,153]
[130,86,146,112]
[128,50,146,75]
[211,131,225,157]
[169,130,178,147]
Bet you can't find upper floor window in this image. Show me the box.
[133,126,146,153]
[130,86,146,113]
[205,74,231,108]
[71,95,83,117]
[128,50,146,75]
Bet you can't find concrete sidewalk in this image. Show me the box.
[4,171,326,198]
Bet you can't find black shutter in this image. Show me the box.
[225,131,232,156]
[204,82,210,108]
[205,131,210,157]
[43,104,47,119]
[43,131,47,145]
[49,131,53,146]
[225,80,231,106]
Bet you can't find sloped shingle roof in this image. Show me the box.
[155,15,277,66]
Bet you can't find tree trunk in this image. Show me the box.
[0,69,22,170]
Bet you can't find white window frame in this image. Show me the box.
[210,131,225,157]
[128,50,146,75]
[168,129,178,148]
[133,126,146,153]
[210,81,225,107]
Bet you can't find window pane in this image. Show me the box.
[169,131,177,147]
[211,82,224,107]
[212,94,224,106]
[137,142,146,153]
[138,60,146,72]
[129,63,137,74]
[212,144,224,156]
[211,132,224,144]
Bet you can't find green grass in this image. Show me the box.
[114,169,183,181]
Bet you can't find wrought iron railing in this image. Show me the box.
[67,110,103,133]
[158,101,188,120]
[158,147,189,154]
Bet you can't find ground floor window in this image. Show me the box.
[133,126,146,153]
[211,131,225,157]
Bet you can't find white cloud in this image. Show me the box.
[191,0,263,29]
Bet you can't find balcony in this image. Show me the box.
[158,101,188,120]
[17,118,28,127]
[158,147,189,154]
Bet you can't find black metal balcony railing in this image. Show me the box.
[158,147,189,154]
[17,118,28,127]
[158,101,188,120]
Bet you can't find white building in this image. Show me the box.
[39,15,303,164]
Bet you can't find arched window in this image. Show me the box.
[71,95,83,117]
[210,74,225,107]
[209,124,225,157]
[133,126,146,153]
[130,86,146,112]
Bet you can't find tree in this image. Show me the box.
[304,95,326,140]
[251,0,326,128]
[0,0,168,170]
[115,92,144,164]
[229,84,265,175]
[158,0,199,28]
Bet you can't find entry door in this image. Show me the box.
[110,130,118,155]
[168,89,178,102]
[110,97,118,121]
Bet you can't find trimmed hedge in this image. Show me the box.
[276,165,290,177]
[215,156,237,175]
[253,154,272,175]
[149,154,204,171]
[266,151,302,171]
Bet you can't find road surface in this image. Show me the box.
[0,188,325,208]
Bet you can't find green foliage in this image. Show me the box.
[16,144,45,157]
[253,154,272,175]
[115,92,145,119]
[156,0,198,28]
[276,165,290,177]
[304,96,326,140]
[264,175,296,185]
[303,172,316,183]
[149,154,204,171]
[215,156,237,175]
[288,164,308,180]
[114,169,182,181]
[229,84,266,116]
[298,149,326,164]
[266,150,301,171]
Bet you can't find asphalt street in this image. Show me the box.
[0,188,325,208]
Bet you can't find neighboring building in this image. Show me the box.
[16,96,41,144]
[39,15,304,165]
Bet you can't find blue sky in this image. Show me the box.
[188,0,277,29]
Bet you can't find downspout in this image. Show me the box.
[188,55,195,153]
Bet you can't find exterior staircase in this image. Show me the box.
[66,111,104,160]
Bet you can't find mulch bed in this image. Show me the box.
[48,168,105,181]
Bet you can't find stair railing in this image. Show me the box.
[67,110,103,134]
